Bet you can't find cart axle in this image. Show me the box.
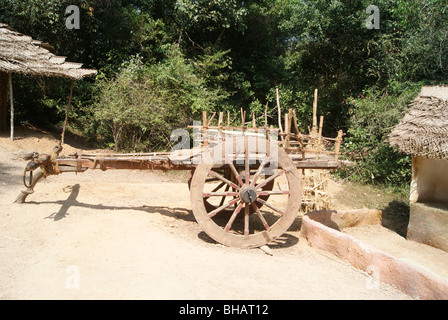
[239,186,257,204]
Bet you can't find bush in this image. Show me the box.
[94,47,228,151]
[338,82,422,187]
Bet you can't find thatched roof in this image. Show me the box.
[0,23,97,79]
[389,86,448,159]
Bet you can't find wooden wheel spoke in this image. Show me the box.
[251,203,270,231]
[209,170,240,190]
[255,197,285,215]
[256,190,290,196]
[208,198,239,218]
[225,155,244,187]
[211,181,226,193]
[244,149,250,185]
[254,169,285,191]
[218,184,231,207]
[250,154,270,187]
[203,191,239,198]
[224,202,243,233]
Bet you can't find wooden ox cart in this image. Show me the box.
[15,108,353,248]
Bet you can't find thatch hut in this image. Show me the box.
[0,23,97,140]
[389,85,448,252]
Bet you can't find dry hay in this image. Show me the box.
[300,168,334,213]
[299,136,335,213]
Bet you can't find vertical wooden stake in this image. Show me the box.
[61,79,74,145]
[312,88,318,134]
[227,111,230,127]
[334,130,343,161]
[284,112,290,149]
[316,115,324,160]
[252,110,256,128]
[276,88,284,146]
[218,111,223,141]
[288,109,293,137]
[8,72,13,141]
[276,88,283,134]
[264,101,268,127]
[292,110,300,135]
[218,112,223,128]
[202,111,208,147]
[240,108,246,128]
[318,116,324,141]
[202,111,208,129]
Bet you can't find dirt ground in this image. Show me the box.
[0,127,423,300]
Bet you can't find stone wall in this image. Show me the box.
[408,202,448,252]
[300,209,448,299]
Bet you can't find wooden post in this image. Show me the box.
[284,112,290,149]
[292,110,300,135]
[316,115,324,160]
[218,111,224,141]
[276,88,284,145]
[334,130,343,161]
[292,109,305,159]
[288,109,293,137]
[8,72,14,141]
[312,88,318,134]
[202,111,208,147]
[264,101,268,127]
[202,111,208,129]
[61,79,74,145]
[227,111,230,127]
[240,108,246,128]
[276,88,283,134]
[0,72,7,133]
[218,112,223,128]
[318,116,324,142]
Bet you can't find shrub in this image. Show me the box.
[94,47,228,151]
[338,82,421,187]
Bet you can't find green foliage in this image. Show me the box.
[278,0,377,131]
[338,83,422,186]
[94,48,227,151]
[175,0,247,33]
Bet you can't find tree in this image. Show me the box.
[94,48,228,151]
[278,0,384,131]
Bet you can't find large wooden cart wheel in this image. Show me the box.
[190,136,302,248]
[187,168,274,214]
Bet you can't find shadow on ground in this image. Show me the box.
[26,183,300,248]
[381,200,410,237]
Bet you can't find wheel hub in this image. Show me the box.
[239,186,257,204]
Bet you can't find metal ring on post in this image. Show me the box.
[22,168,33,189]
